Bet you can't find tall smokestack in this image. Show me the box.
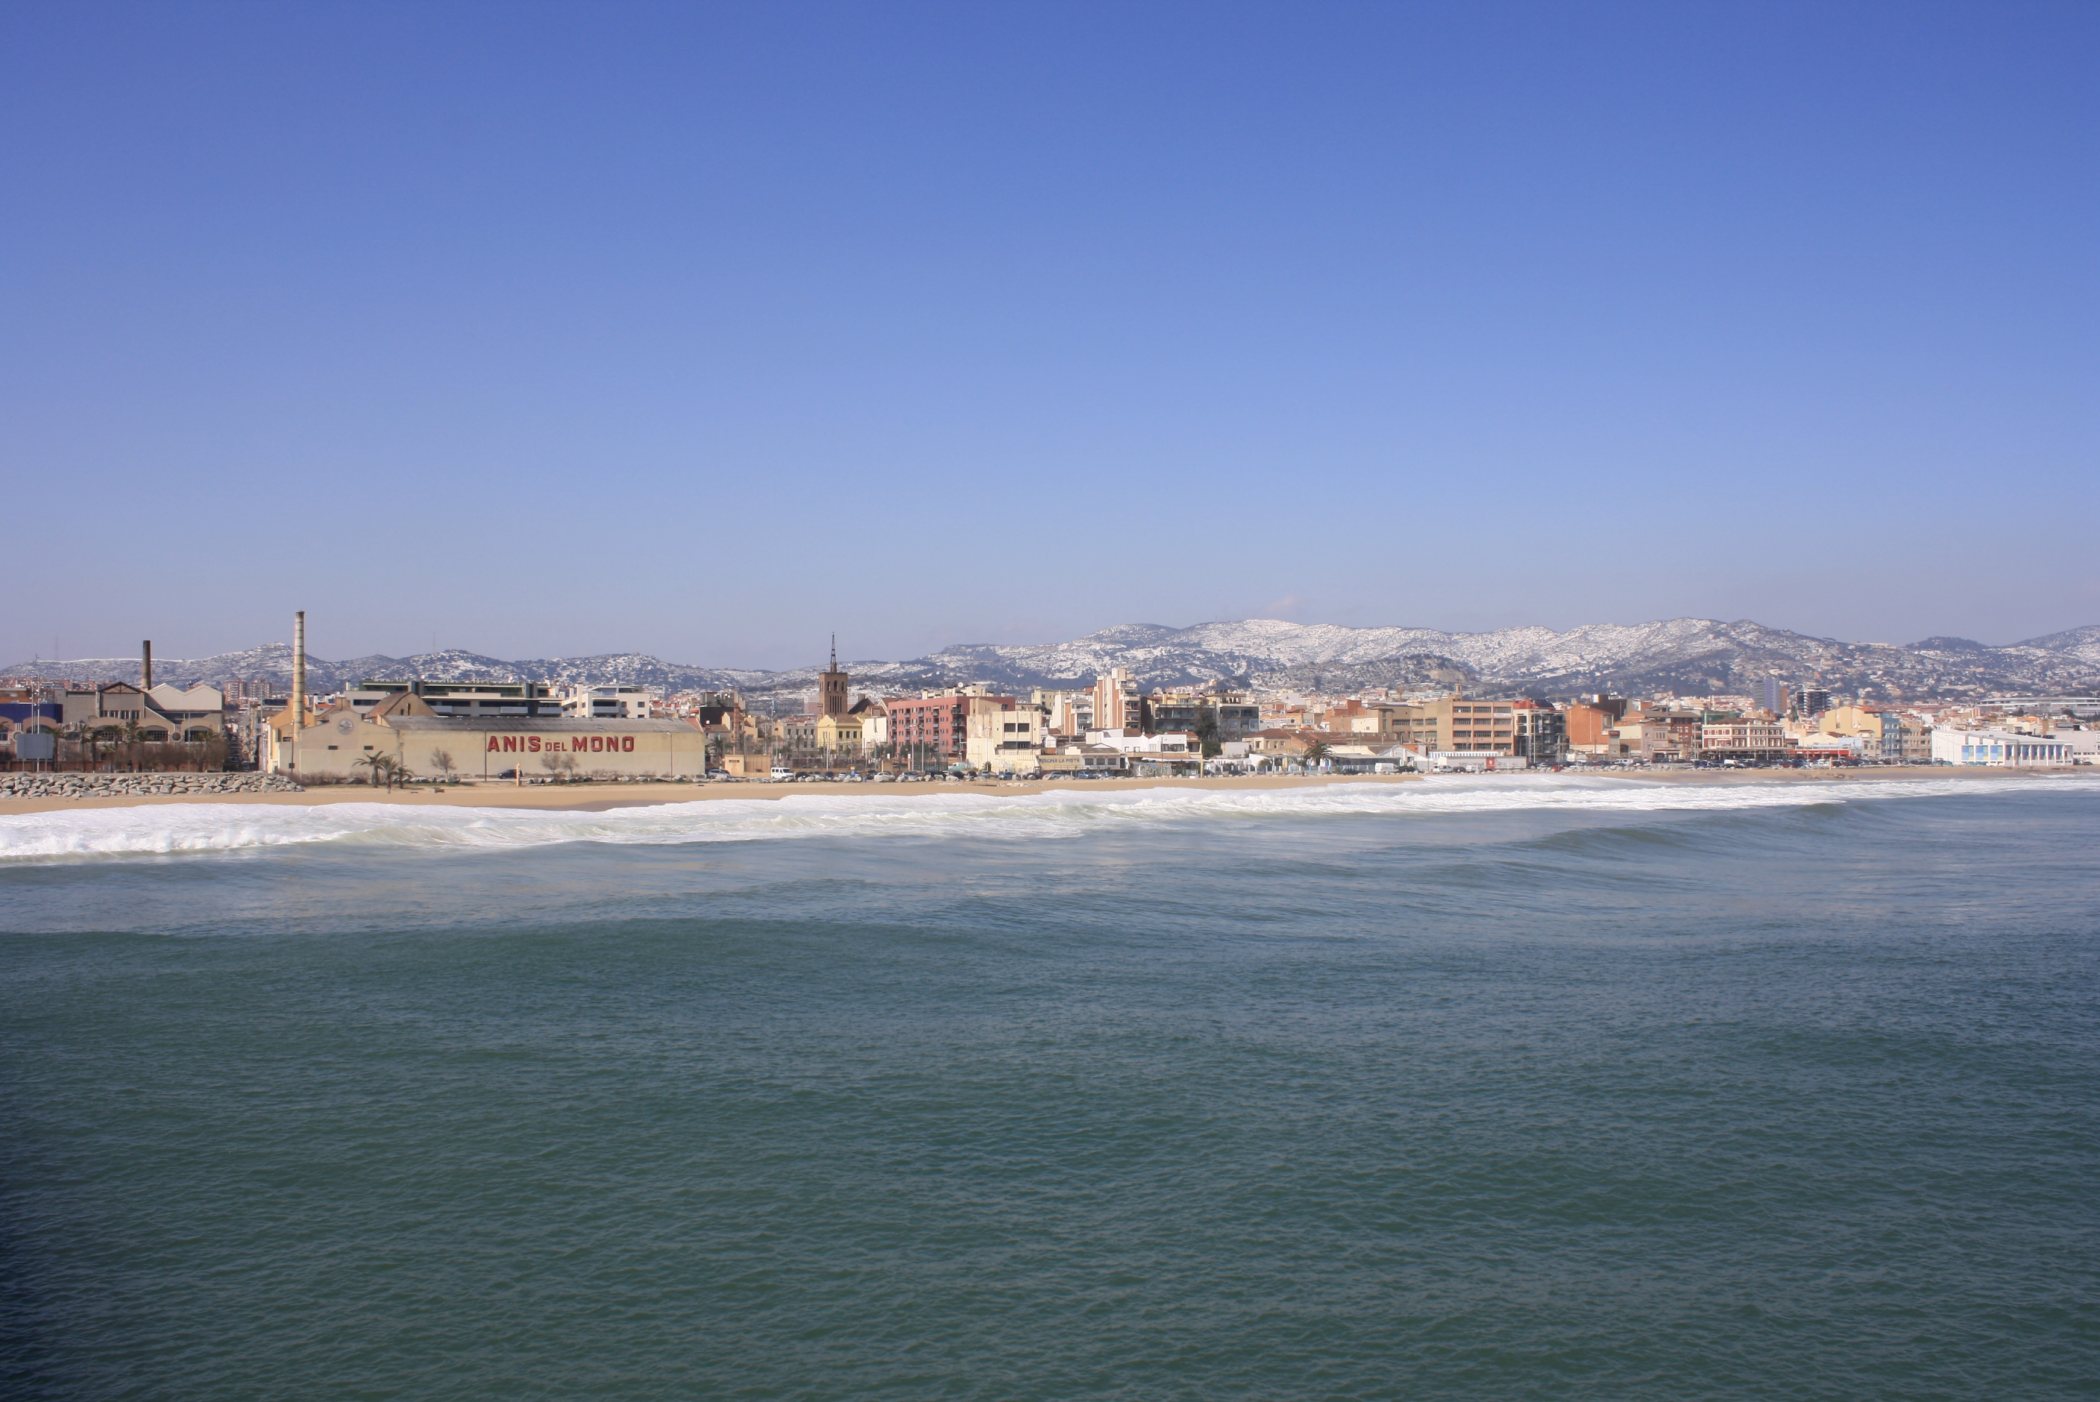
[142,640,153,690]
[291,611,307,733]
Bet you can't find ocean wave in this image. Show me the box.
[0,775,2074,865]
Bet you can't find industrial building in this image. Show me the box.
[275,708,705,781]
[267,613,702,781]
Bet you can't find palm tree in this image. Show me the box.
[119,719,144,772]
[355,752,390,788]
[1301,737,1332,771]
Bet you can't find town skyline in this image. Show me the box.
[11,611,2098,711]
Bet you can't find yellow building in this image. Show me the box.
[815,712,863,755]
[1818,705,1885,740]
[1382,697,1519,755]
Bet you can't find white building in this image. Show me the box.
[965,701,1045,776]
[1428,750,1528,773]
[1083,729,1194,755]
[1792,734,1868,763]
[1930,728,2074,767]
[1034,688,1093,737]
[558,684,658,719]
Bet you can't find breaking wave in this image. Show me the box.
[0,774,2075,866]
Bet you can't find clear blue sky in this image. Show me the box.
[5,1,2095,668]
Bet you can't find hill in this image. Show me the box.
[10,617,2099,704]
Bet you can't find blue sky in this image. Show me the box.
[4,1,2095,668]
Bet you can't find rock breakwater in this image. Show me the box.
[0,772,306,801]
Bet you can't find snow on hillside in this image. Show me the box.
[8,617,2099,702]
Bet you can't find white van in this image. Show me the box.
[769,766,794,782]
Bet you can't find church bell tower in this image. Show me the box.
[819,635,849,720]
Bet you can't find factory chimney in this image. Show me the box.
[142,640,153,690]
[291,611,307,733]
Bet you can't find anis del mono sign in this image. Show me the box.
[484,734,638,755]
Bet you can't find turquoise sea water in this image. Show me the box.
[3,775,2097,1399]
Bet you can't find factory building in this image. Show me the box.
[273,703,705,781]
[265,612,703,781]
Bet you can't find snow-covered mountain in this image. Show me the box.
[9,617,2099,703]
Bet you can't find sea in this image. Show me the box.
[3,774,2096,1400]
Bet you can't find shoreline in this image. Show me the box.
[1,764,2089,818]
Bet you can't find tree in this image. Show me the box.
[355,751,390,788]
[1301,738,1332,770]
[429,749,457,783]
[119,719,144,772]
[1193,707,1223,759]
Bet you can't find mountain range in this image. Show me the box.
[10,618,2100,705]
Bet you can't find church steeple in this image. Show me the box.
[819,635,849,720]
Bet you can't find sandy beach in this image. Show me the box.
[0,771,1404,817]
[0,764,2087,818]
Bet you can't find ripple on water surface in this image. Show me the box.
[2,777,2097,1399]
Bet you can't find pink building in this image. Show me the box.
[886,693,1014,762]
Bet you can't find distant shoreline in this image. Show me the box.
[1,764,2089,818]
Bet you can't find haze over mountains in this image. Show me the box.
[12,619,2100,704]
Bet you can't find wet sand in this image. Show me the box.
[0,772,1407,817]
[0,763,2086,818]
[1580,764,2085,785]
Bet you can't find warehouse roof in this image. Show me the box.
[383,716,697,733]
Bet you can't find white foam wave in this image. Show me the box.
[0,775,2078,865]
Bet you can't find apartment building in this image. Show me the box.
[344,679,566,718]
[1034,688,1093,737]
[887,691,1016,763]
[558,685,658,720]
[1635,709,1701,763]
[779,714,821,753]
[1092,667,1140,732]
[1146,690,1261,738]
[964,698,1046,775]
[1511,699,1566,765]
[1698,717,1787,759]
[1384,697,1519,756]
[1562,696,1628,749]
